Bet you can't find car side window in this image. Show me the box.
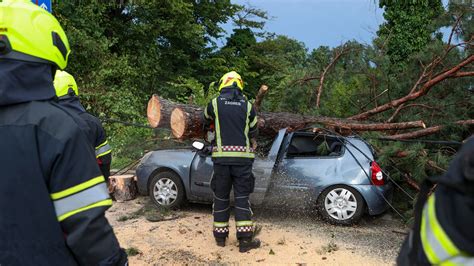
[286,134,344,158]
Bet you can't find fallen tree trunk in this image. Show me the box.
[171,105,205,139]
[152,96,427,139]
[147,94,187,128]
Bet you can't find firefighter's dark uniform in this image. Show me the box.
[397,138,474,265]
[56,97,112,181]
[81,112,112,181]
[203,86,258,241]
[0,58,126,266]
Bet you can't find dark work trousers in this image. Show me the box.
[211,163,255,240]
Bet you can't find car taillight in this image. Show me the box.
[370,161,384,186]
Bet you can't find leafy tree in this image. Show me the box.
[377,0,444,65]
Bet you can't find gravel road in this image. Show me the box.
[107,197,407,265]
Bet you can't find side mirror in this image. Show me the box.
[192,141,205,151]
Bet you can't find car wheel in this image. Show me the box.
[148,171,185,209]
[317,185,365,225]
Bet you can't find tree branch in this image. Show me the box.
[254,85,268,112]
[349,55,474,120]
[450,71,474,78]
[316,45,351,108]
[385,120,474,139]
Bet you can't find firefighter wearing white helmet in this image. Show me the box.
[0,0,126,264]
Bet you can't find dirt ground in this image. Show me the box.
[106,197,407,265]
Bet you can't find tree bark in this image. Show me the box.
[109,175,137,202]
[147,94,186,128]
[254,85,268,112]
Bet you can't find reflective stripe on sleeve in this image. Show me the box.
[420,195,472,265]
[212,98,222,153]
[244,102,251,153]
[95,141,111,158]
[250,116,258,128]
[50,176,105,200]
[53,182,110,221]
[57,199,112,222]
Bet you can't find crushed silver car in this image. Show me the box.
[136,129,393,225]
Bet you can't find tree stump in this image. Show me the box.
[109,175,137,202]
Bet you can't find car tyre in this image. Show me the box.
[148,171,185,209]
[317,185,365,225]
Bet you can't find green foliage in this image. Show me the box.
[378,0,444,66]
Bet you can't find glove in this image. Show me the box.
[206,131,215,142]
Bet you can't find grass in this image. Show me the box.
[317,241,339,255]
[125,247,141,256]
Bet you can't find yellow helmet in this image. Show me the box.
[0,0,70,69]
[54,70,78,98]
[217,71,244,91]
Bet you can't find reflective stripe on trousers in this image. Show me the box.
[420,195,474,265]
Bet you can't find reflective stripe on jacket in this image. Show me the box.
[204,88,258,164]
[420,194,474,265]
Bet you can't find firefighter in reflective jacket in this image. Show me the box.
[54,70,113,182]
[203,71,261,252]
[397,137,474,265]
[0,1,126,265]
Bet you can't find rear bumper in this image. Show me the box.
[352,182,394,215]
[135,163,155,195]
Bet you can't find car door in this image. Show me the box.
[264,132,345,209]
[250,128,287,205]
[189,152,214,200]
[189,129,287,204]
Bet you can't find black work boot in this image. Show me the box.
[215,237,226,247]
[239,237,261,253]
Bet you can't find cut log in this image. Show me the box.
[254,85,268,112]
[147,94,186,128]
[170,106,205,139]
[109,175,137,202]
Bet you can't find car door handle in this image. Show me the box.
[194,182,210,187]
